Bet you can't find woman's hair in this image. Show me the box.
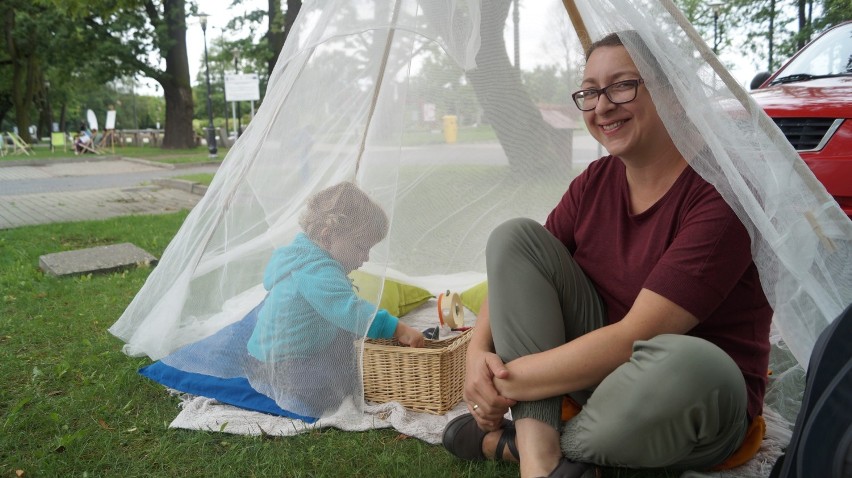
[584,32,626,60]
[584,30,671,91]
[300,182,389,244]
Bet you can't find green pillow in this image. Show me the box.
[349,271,434,317]
[460,281,488,315]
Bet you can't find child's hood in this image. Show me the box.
[263,233,337,289]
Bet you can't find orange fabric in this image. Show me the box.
[560,396,765,471]
[560,396,583,422]
[711,415,766,470]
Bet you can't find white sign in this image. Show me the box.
[422,103,436,122]
[105,110,117,130]
[87,109,98,130]
[225,73,260,101]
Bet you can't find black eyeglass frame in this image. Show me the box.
[571,79,645,111]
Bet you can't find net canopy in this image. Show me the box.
[110,0,851,425]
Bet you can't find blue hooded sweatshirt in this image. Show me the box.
[247,233,398,361]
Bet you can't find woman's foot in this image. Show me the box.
[442,414,519,462]
[539,457,595,478]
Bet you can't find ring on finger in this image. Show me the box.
[472,403,479,411]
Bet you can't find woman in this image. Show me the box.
[442,32,772,478]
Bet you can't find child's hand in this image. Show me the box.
[394,323,425,348]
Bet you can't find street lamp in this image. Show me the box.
[232,48,243,137]
[199,13,218,157]
[709,1,724,55]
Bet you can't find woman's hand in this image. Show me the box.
[463,348,516,431]
[394,323,425,348]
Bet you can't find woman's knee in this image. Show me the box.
[573,336,747,445]
[564,336,748,467]
[486,217,542,255]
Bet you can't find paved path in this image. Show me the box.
[0,157,218,230]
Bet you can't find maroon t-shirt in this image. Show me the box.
[545,156,772,420]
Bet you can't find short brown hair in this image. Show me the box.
[584,32,626,60]
[300,182,389,244]
[584,31,669,91]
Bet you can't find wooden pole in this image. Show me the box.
[562,0,591,53]
[353,0,402,179]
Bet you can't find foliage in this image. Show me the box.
[34,0,196,148]
[522,66,574,106]
[0,0,114,141]
[191,35,265,127]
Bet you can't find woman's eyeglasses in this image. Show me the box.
[571,79,645,111]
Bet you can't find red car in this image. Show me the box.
[750,20,852,218]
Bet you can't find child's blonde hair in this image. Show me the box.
[300,182,389,244]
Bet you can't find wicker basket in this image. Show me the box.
[361,328,472,415]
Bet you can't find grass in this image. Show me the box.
[172,173,215,186]
[0,214,676,478]
[0,144,226,165]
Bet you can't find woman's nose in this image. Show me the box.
[595,94,616,113]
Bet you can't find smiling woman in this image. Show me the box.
[445,32,771,477]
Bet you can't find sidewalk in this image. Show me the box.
[0,156,217,230]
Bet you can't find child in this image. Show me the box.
[246,182,424,416]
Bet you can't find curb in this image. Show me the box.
[120,157,221,170]
[152,178,209,196]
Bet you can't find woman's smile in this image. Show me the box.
[600,119,628,134]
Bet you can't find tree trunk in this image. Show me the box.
[768,0,775,70]
[5,8,36,143]
[160,0,195,149]
[59,103,67,133]
[284,0,302,48]
[37,81,53,138]
[266,0,285,76]
[462,0,568,175]
[0,95,12,128]
[162,81,195,148]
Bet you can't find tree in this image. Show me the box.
[48,0,196,149]
[228,0,301,79]
[0,2,67,142]
[424,0,569,175]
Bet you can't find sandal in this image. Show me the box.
[442,414,519,462]
[542,457,596,478]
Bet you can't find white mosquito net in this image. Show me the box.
[110,0,851,432]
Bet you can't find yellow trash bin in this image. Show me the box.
[442,115,458,144]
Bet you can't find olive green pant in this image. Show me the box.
[485,218,748,470]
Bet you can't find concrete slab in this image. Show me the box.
[39,242,158,277]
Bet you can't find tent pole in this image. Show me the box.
[353,0,402,180]
[561,0,591,53]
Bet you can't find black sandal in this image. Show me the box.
[442,414,519,462]
[543,458,596,478]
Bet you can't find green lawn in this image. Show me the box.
[172,173,215,186]
[1,144,226,165]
